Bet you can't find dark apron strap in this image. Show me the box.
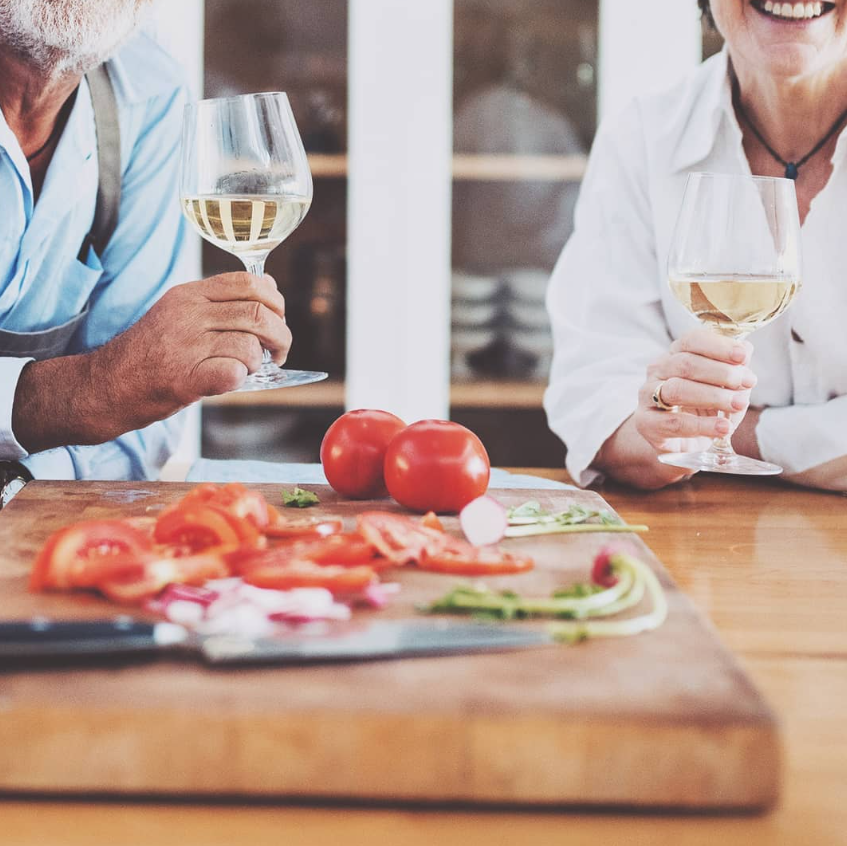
[78,63,121,261]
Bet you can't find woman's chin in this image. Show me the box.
[743,39,836,78]
[736,4,845,77]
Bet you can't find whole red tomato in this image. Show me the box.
[320,409,407,499]
[383,420,490,513]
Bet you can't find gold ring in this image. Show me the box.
[652,380,675,411]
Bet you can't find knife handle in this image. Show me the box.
[0,618,183,661]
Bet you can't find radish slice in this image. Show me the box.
[460,496,508,547]
[358,582,401,609]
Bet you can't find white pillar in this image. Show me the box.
[346,0,453,423]
[599,0,702,121]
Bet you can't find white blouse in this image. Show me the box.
[545,50,847,490]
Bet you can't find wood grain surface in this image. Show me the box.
[0,481,778,810]
[1,472,845,845]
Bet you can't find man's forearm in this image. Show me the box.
[11,352,126,452]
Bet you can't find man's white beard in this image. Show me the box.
[0,0,148,77]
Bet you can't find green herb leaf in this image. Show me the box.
[506,500,545,520]
[281,487,320,508]
[419,551,669,644]
[505,501,640,532]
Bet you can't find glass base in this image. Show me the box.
[658,450,783,476]
[235,363,329,393]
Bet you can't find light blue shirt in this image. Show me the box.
[0,33,190,480]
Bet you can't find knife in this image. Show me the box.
[0,617,552,666]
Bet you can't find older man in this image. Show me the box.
[0,0,291,502]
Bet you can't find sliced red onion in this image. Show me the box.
[357,582,401,609]
[272,605,352,623]
[163,584,220,607]
[204,577,243,592]
[163,600,207,627]
[195,604,276,638]
[459,496,508,547]
[149,576,369,636]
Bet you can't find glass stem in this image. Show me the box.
[707,329,746,457]
[710,410,736,456]
[241,256,272,368]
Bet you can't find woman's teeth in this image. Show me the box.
[761,1,825,18]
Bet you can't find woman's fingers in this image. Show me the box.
[639,379,751,414]
[668,327,753,364]
[648,351,756,390]
[636,408,732,446]
[633,327,757,462]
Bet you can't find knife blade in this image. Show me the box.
[0,617,552,666]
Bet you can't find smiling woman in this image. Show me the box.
[700,0,834,23]
[545,0,847,492]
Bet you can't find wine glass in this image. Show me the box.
[660,172,802,475]
[180,92,327,391]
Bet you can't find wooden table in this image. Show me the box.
[2,471,845,845]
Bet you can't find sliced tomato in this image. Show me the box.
[98,549,232,605]
[420,512,444,532]
[229,533,379,574]
[165,483,271,530]
[264,516,343,540]
[154,504,262,552]
[209,483,271,528]
[419,543,534,576]
[30,520,155,592]
[357,511,449,565]
[177,483,221,506]
[244,559,376,594]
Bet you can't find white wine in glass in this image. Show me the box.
[180,92,326,391]
[661,172,802,475]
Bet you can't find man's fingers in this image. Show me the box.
[191,357,249,397]
[209,331,264,374]
[203,301,291,355]
[669,327,753,365]
[192,273,287,321]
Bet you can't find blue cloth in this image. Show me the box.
[188,459,575,491]
[0,33,189,480]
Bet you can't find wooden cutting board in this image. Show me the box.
[0,481,779,810]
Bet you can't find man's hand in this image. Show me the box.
[100,272,291,409]
[12,273,292,452]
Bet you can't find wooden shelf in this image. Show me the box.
[452,380,546,409]
[452,154,586,182]
[203,379,345,409]
[203,379,546,411]
[308,153,587,183]
[308,154,348,178]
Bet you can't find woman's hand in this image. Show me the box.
[636,327,756,453]
[596,328,757,489]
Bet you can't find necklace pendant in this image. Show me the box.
[785,162,799,180]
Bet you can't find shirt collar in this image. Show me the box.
[671,48,737,173]
[0,75,96,199]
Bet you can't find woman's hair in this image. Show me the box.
[698,0,715,27]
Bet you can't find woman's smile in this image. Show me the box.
[751,1,834,22]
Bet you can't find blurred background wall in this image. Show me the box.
[160,0,710,469]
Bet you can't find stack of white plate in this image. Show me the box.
[451,270,503,379]
[504,269,553,379]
